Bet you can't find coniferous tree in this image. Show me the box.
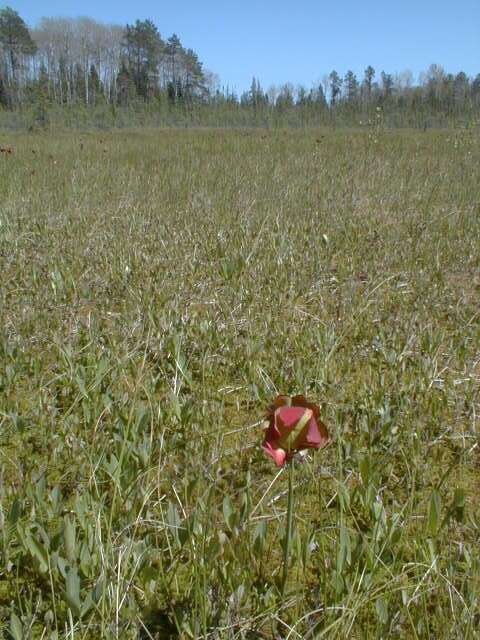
[37,61,49,97]
[380,71,394,100]
[344,70,358,104]
[123,19,163,99]
[276,83,294,110]
[362,65,375,103]
[88,64,102,105]
[183,48,204,100]
[311,83,327,107]
[423,64,445,109]
[328,70,342,105]
[454,71,469,109]
[116,58,135,106]
[165,33,181,92]
[0,7,36,103]
[472,74,480,106]
[248,77,267,109]
[0,7,477,128]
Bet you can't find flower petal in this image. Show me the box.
[262,441,287,467]
[276,406,313,451]
[266,395,291,418]
[262,395,329,466]
[291,395,321,418]
[275,406,307,431]
[302,415,329,448]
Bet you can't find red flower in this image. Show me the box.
[262,395,329,467]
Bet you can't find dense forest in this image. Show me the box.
[1,6,479,128]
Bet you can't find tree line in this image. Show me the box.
[0,8,207,108]
[1,6,479,128]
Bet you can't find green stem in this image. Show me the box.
[281,459,295,596]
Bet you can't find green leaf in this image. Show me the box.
[359,455,370,486]
[453,488,466,509]
[166,502,182,545]
[64,515,76,564]
[25,535,49,573]
[81,592,94,617]
[95,357,109,387]
[65,566,81,617]
[93,577,105,603]
[178,513,195,547]
[63,515,77,564]
[10,613,24,640]
[375,596,388,624]
[168,392,181,420]
[222,495,236,531]
[253,521,266,555]
[135,404,149,431]
[337,524,351,572]
[75,370,88,398]
[79,543,93,577]
[8,499,21,525]
[428,490,441,535]
[453,488,466,522]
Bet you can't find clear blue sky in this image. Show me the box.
[8,0,480,92]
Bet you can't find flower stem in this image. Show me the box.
[281,459,295,596]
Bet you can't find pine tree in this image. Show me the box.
[328,70,342,105]
[363,65,375,101]
[311,84,327,107]
[116,59,135,106]
[248,77,267,109]
[0,7,36,103]
[183,48,204,100]
[165,34,182,100]
[344,70,359,104]
[123,19,163,99]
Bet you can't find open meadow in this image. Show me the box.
[0,127,479,638]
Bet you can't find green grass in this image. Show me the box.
[0,127,479,639]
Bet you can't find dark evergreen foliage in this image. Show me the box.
[0,8,478,127]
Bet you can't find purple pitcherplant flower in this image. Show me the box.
[262,395,329,467]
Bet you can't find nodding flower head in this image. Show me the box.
[261,395,329,467]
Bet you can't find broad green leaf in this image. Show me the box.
[253,521,266,555]
[222,496,236,531]
[79,543,93,577]
[337,524,351,572]
[178,513,195,547]
[375,597,388,624]
[166,502,182,545]
[64,515,76,564]
[359,456,370,486]
[65,566,81,617]
[25,535,49,573]
[81,592,94,617]
[8,499,21,525]
[135,405,149,431]
[10,613,24,640]
[94,357,109,387]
